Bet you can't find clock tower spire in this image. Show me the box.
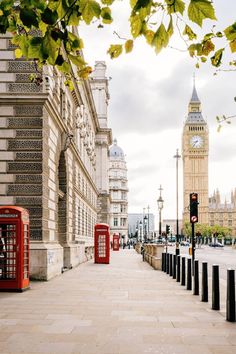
[182,80,209,225]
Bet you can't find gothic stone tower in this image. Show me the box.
[182,83,209,224]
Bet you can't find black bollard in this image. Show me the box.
[226,269,235,322]
[181,257,186,286]
[163,253,166,272]
[162,253,165,271]
[173,255,176,279]
[166,253,170,274]
[193,259,199,295]
[176,255,181,282]
[212,264,220,310]
[187,258,192,290]
[201,262,208,302]
[169,254,173,277]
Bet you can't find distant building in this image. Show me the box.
[209,189,236,235]
[128,213,155,241]
[109,139,128,241]
[163,219,183,236]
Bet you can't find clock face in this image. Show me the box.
[190,135,203,148]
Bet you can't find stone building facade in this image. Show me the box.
[182,83,209,224]
[0,33,111,280]
[209,189,236,235]
[109,139,128,242]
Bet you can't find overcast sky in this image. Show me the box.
[80,1,236,227]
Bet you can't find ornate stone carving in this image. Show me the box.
[14,105,43,117]
[8,162,42,173]
[15,174,42,184]
[8,61,39,73]
[16,74,32,83]
[30,229,42,241]
[16,130,42,138]
[8,185,42,195]
[8,118,42,128]
[8,140,42,151]
[8,83,42,93]
[16,152,42,160]
[15,196,42,205]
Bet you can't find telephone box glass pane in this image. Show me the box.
[23,224,29,279]
[0,224,17,280]
[98,234,106,257]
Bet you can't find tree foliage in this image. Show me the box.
[0,0,235,83]
[183,221,232,238]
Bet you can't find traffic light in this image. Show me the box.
[166,225,170,234]
[190,193,198,223]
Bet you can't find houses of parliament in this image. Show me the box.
[182,82,236,236]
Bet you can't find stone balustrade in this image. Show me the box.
[135,243,164,270]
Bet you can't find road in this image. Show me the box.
[172,245,236,280]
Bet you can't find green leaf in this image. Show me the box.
[152,24,169,54]
[200,56,207,62]
[107,44,123,59]
[165,0,185,15]
[202,39,215,56]
[125,39,133,53]
[80,0,101,25]
[20,8,38,28]
[133,0,151,12]
[101,7,113,24]
[101,0,114,4]
[68,54,86,68]
[167,16,173,38]
[145,29,155,44]
[210,48,224,67]
[229,39,236,53]
[78,66,93,79]
[224,22,236,41]
[15,48,22,58]
[42,34,60,64]
[68,9,81,26]
[188,0,217,27]
[28,37,43,59]
[58,61,71,74]
[183,24,197,40]
[41,8,58,25]
[130,14,142,38]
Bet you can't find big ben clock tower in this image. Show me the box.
[182,82,209,224]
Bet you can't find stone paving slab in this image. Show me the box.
[0,249,235,354]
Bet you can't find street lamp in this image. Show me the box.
[157,185,164,239]
[139,220,142,242]
[174,148,181,255]
[144,215,148,242]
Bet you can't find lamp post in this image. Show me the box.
[147,205,150,240]
[139,220,142,242]
[174,149,181,255]
[157,185,164,239]
[144,215,148,242]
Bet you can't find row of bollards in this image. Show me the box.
[162,253,236,322]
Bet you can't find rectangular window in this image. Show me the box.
[114,218,118,226]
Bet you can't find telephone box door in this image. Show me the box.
[0,222,19,289]
[113,234,120,251]
[0,206,30,291]
[94,223,110,264]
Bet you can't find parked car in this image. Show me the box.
[209,241,224,248]
[180,241,190,246]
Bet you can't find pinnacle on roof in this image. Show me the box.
[190,79,200,103]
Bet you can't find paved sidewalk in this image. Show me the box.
[0,249,235,354]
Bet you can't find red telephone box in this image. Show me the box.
[113,234,120,251]
[94,223,110,264]
[0,206,30,291]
